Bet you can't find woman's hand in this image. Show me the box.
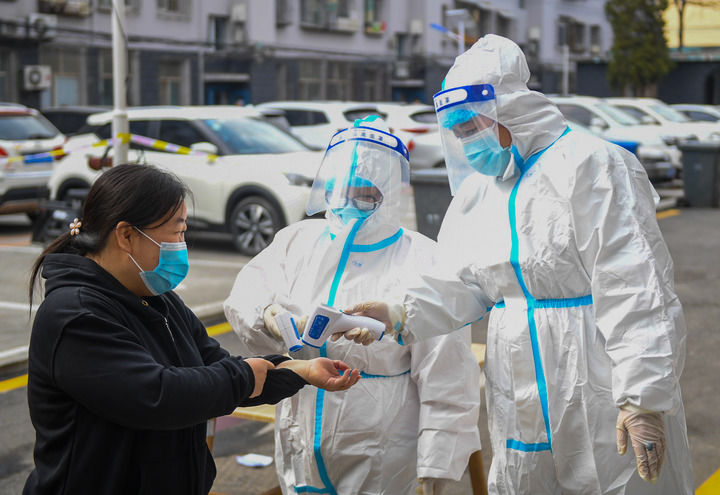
[244,358,276,398]
[278,358,361,392]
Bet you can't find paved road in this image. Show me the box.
[1,208,719,494]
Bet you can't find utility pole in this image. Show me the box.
[445,8,469,57]
[562,44,570,96]
[112,0,129,164]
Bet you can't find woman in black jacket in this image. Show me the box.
[24,164,360,495]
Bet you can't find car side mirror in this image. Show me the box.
[191,142,219,156]
[589,117,608,131]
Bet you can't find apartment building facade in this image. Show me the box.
[0,0,613,109]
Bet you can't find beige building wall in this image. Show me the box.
[665,3,720,48]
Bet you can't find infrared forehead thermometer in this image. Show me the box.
[302,304,385,348]
[274,310,304,352]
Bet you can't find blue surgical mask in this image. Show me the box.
[462,131,512,177]
[326,176,382,225]
[330,205,376,224]
[129,227,189,295]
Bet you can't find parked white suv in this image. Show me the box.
[257,101,384,150]
[551,96,680,182]
[671,104,720,123]
[49,106,321,255]
[605,97,720,143]
[374,102,443,169]
[0,104,65,216]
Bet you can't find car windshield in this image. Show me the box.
[343,109,386,122]
[595,103,640,126]
[411,110,439,124]
[651,104,691,123]
[203,117,309,154]
[0,114,59,140]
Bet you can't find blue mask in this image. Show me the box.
[129,228,189,295]
[326,176,382,225]
[462,132,512,177]
[330,205,376,224]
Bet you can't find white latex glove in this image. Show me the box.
[263,304,307,341]
[343,301,406,337]
[616,404,666,484]
[415,478,447,495]
[329,327,375,346]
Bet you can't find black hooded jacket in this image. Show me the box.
[23,254,306,495]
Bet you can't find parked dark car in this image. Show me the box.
[42,106,109,135]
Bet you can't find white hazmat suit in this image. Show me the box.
[376,35,692,494]
[224,118,482,495]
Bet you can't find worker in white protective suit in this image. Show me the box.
[345,35,693,494]
[223,116,482,495]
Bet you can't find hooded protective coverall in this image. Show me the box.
[223,118,481,495]
[394,35,693,494]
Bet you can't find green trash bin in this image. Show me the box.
[678,141,720,207]
[410,169,452,241]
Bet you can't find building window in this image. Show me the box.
[363,68,380,101]
[157,0,190,16]
[569,21,586,53]
[97,0,139,13]
[97,49,134,106]
[496,15,512,38]
[299,59,323,100]
[557,21,567,46]
[364,0,385,34]
[301,0,355,30]
[209,16,229,50]
[326,61,350,100]
[99,50,113,106]
[275,61,288,100]
[276,0,293,25]
[38,0,91,17]
[158,61,183,105]
[590,25,602,54]
[40,48,84,107]
[0,52,8,102]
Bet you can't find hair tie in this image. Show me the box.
[69,218,82,236]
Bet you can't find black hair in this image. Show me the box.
[29,164,189,304]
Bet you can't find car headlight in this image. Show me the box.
[284,173,314,187]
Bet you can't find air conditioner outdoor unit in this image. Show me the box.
[409,19,423,35]
[232,24,246,43]
[336,17,359,31]
[231,4,247,23]
[28,13,57,40]
[394,60,410,79]
[23,65,52,91]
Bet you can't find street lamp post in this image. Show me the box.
[112,0,129,164]
[445,8,469,57]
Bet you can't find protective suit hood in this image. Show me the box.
[444,34,567,160]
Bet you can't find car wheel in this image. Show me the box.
[229,196,283,256]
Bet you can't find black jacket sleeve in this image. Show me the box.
[52,312,255,430]
[241,355,308,406]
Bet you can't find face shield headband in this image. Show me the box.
[434,84,513,193]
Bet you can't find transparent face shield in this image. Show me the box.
[306,125,410,226]
[434,84,510,194]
